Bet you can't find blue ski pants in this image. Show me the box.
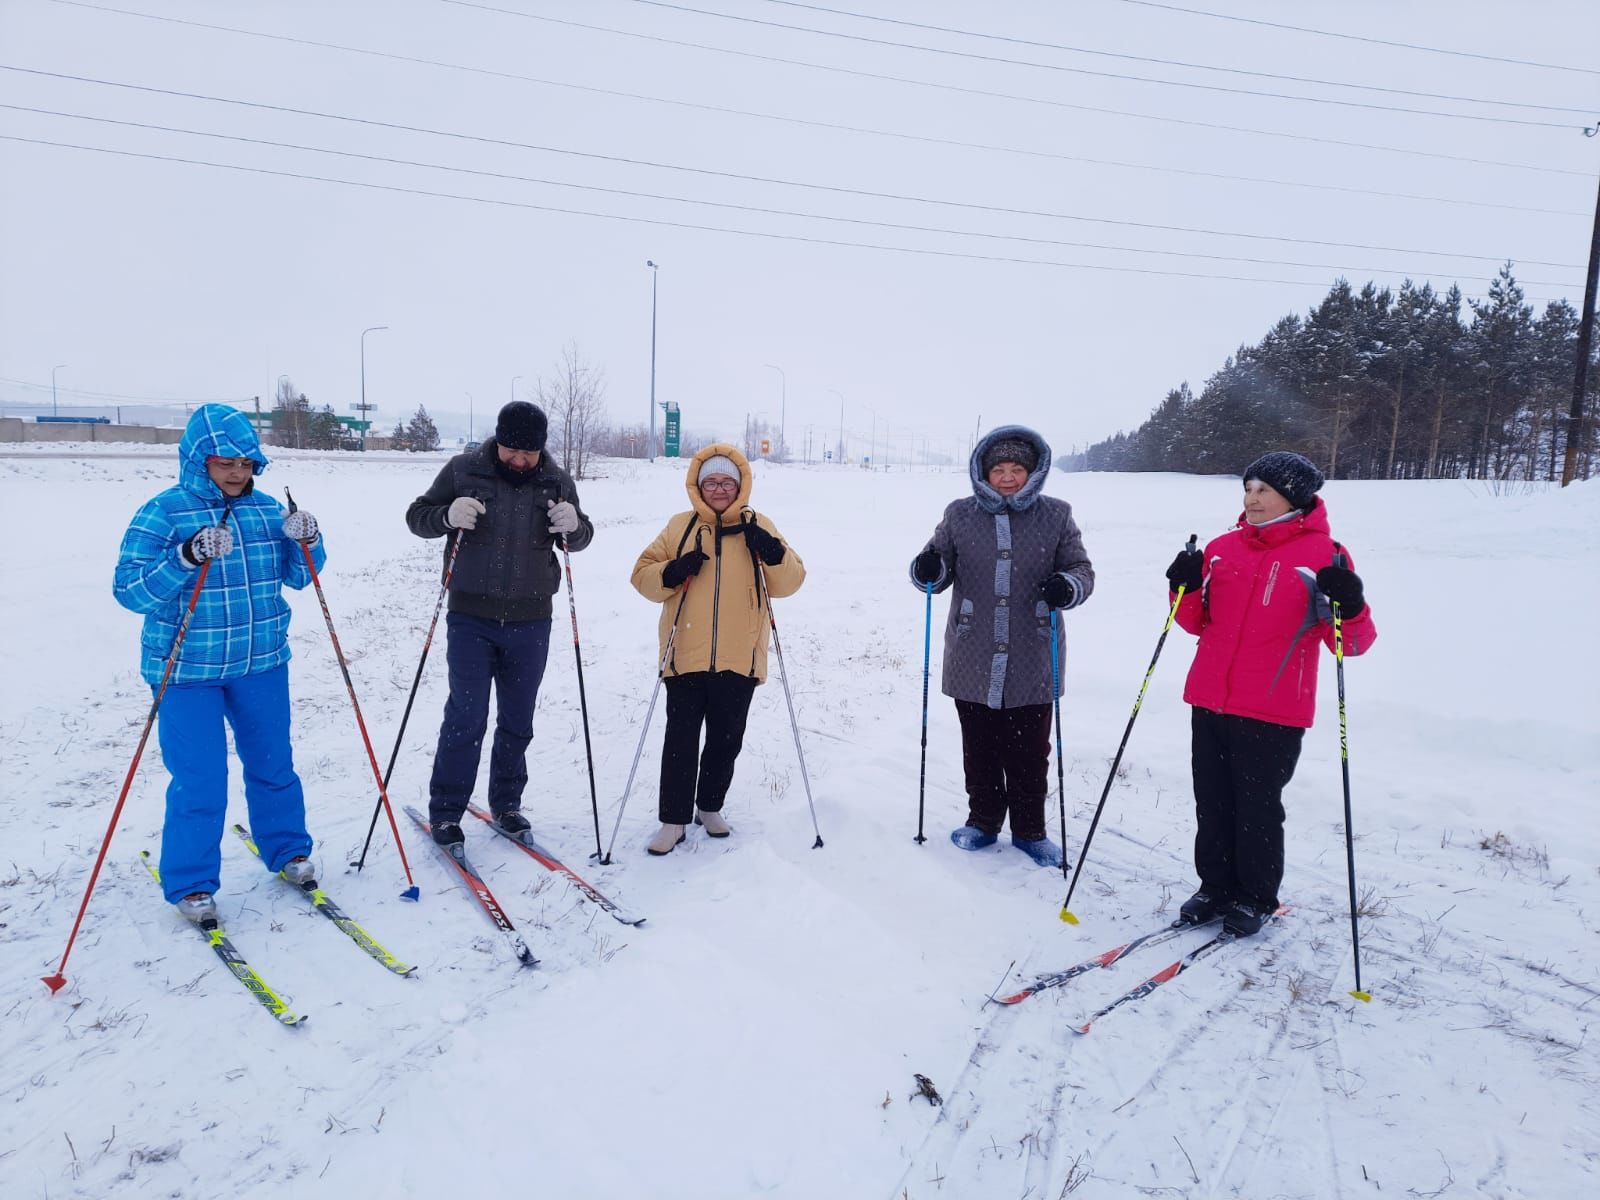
[155,664,313,902]
[428,614,551,823]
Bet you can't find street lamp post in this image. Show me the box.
[465,393,474,443]
[647,260,659,462]
[828,388,844,464]
[764,364,786,461]
[359,325,388,451]
[51,364,67,418]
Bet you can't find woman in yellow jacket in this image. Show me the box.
[630,444,806,855]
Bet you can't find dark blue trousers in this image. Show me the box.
[429,613,551,823]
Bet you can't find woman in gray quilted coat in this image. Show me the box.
[909,426,1095,868]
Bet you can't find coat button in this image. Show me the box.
[998,597,1008,606]
[998,642,1008,651]
[1000,550,1011,559]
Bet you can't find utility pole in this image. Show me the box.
[1562,171,1600,486]
[764,364,786,461]
[829,388,844,464]
[647,260,659,462]
[51,364,66,418]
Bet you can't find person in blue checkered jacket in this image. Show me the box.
[113,404,327,925]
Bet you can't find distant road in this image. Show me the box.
[0,450,450,462]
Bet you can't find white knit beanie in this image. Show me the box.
[698,454,740,484]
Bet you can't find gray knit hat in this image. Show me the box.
[981,437,1038,475]
[698,454,740,484]
[1243,451,1324,509]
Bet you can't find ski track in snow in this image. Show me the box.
[2,450,1597,1199]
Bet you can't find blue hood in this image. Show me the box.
[969,425,1053,513]
[178,404,268,499]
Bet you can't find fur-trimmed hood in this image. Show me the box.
[969,425,1052,513]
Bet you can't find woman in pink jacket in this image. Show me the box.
[1164,452,1376,936]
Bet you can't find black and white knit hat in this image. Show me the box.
[981,436,1039,475]
[1242,451,1324,510]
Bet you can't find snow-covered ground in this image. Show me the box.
[1,447,1596,1200]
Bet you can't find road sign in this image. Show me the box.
[663,401,681,457]
[760,438,770,456]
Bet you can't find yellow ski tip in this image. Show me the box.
[1060,909,1079,925]
[1349,989,1372,1003]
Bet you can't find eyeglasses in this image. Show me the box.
[207,456,255,470]
[701,478,738,492]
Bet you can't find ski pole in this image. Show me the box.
[600,554,698,864]
[1331,544,1371,1003]
[558,535,604,863]
[353,527,463,872]
[43,553,217,994]
[285,490,419,901]
[915,579,933,844]
[1049,607,1067,878]
[757,562,824,850]
[1060,534,1197,924]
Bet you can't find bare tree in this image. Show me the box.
[536,343,607,480]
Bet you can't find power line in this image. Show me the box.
[756,0,1594,111]
[0,72,1581,268]
[444,0,1582,131]
[5,63,1583,218]
[609,0,1588,121]
[1110,0,1600,77]
[0,376,250,403]
[11,101,1580,286]
[42,1,1593,178]
[5,132,1528,291]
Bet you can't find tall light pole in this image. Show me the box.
[51,364,67,418]
[764,363,786,461]
[359,325,387,451]
[465,392,474,443]
[828,388,844,464]
[647,260,659,462]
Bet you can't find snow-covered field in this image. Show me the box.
[1,447,1596,1200]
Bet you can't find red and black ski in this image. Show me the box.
[466,804,646,927]
[404,806,537,968]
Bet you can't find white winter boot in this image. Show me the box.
[281,857,317,887]
[695,809,731,838]
[647,823,687,856]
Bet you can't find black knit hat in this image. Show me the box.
[495,401,548,452]
[981,436,1039,476]
[1242,451,1324,510]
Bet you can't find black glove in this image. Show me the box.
[1165,548,1203,592]
[1316,564,1365,617]
[911,549,944,585]
[744,522,786,566]
[1040,574,1077,610]
[661,548,709,590]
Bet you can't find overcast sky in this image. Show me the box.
[1,0,1596,457]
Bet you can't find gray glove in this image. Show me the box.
[181,525,234,567]
[447,496,486,530]
[546,499,580,535]
[282,510,318,543]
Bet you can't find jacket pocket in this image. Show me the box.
[1035,598,1051,639]
[955,597,974,638]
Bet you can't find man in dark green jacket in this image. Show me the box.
[405,401,594,846]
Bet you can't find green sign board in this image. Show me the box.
[663,402,681,457]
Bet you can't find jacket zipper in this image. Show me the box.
[708,526,724,671]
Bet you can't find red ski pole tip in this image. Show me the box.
[41,974,67,994]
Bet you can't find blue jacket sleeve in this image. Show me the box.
[113,498,196,615]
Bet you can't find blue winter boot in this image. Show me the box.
[1011,836,1064,869]
[950,826,999,851]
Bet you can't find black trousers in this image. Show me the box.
[659,671,758,825]
[954,699,1052,841]
[1190,707,1305,911]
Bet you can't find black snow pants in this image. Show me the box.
[954,699,1052,841]
[659,671,758,825]
[1190,706,1305,911]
